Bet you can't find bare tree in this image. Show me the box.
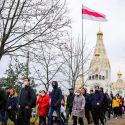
[0,0,70,60]
[60,37,91,89]
[30,43,65,91]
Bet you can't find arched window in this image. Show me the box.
[95,74,98,80]
[97,34,103,40]
[102,76,105,80]
[99,75,102,80]
[89,76,91,80]
[92,75,94,80]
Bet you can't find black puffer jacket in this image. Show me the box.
[66,93,75,109]
[18,86,36,107]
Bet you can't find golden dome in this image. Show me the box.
[97,25,103,35]
[97,30,103,35]
[117,70,122,78]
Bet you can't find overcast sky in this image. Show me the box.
[0,0,125,82]
[67,0,125,81]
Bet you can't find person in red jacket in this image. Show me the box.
[36,90,49,125]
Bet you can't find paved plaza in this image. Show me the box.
[67,116,125,125]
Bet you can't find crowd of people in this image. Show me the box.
[0,78,125,125]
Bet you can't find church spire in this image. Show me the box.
[89,28,111,81]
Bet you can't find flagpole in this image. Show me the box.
[82,4,84,87]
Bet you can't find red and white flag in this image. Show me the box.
[82,6,107,22]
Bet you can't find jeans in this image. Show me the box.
[91,107,104,125]
[85,107,91,124]
[48,106,62,125]
[16,107,32,125]
[5,110,17,125]
[0,109,5,125]
[113,107,119,118]
[73,116,84,125]
[39,116,46,125]
[65,107,72,124]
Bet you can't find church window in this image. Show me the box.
[89,76,91,80]
[99,75,102,80]
[102,76,105,80]
[97,35,102,40]
[95,74,98,80]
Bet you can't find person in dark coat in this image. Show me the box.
[65,88,75,125]
[16,77,36,125]
[48,81,62,125]
[105,92,112,119]
[99,87,108,124]
[81,88,91,124]
[5,88,18,125]
[90,85,104,125]
[0,87,7,125]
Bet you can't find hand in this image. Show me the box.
[97,102,100,106]
[54,104,57,107]
[8,106,12,109]
[25,105,30,109]
[18,105,21,108]
[80,107,84,111]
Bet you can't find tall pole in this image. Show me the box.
[82,4,84,86]
[26,46,30,77]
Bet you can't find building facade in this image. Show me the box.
[111,70,125,97]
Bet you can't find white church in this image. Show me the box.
[85,29,111,92]
[76,29,125,97]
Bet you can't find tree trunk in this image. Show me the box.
[0,47,4,60]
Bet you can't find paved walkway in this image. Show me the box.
[68,116,125,125]
[106,117,125,125]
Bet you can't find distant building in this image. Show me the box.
[75,71,84,89]
[111,70,125,97]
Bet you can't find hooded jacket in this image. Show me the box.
[51,82,62,107]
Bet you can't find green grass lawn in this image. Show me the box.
[6,117,39,125]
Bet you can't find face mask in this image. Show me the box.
[52,84,57,89]
[95,90,99,93]
[41,93,45,96]
[70,91,73,94]
[76,93,80,96]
